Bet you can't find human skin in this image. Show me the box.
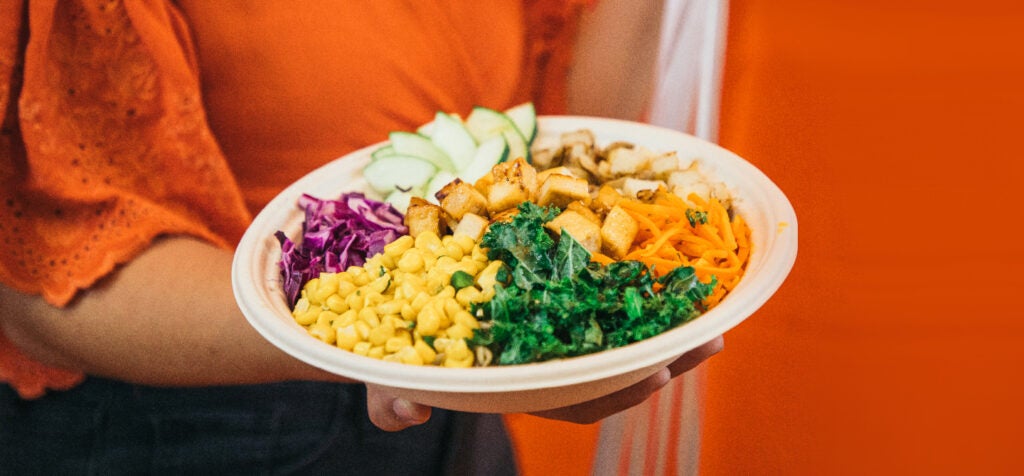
[0,0,724,431]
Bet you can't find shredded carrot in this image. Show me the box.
[613,189,752,309]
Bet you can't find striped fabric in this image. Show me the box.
[592,1,728,474]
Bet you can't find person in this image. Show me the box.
[0,1,724,473]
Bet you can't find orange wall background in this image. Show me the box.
[701,0,1024,474]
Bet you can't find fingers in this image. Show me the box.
[529,335,725,425]
[669,335,724,378]
[365,384,432,431]
[529,367,672,425]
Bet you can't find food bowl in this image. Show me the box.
[231,116,798,413]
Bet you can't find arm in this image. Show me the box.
[0,236,342,387]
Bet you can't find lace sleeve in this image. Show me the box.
[1,0,250,307]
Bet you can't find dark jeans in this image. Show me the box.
[0,378,516,475]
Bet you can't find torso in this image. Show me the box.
[175,1,528,212]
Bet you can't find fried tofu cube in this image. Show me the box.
[452,213,489,241]
[592,184,623,213]
[436,178,488,221]
[607,146,650,176]
[405,197,447,238]
[600,205,639,259]
[545,210,601,254]
[536,174,591,209]
[536,166,575,183]
[565,201,601,225]
[486,158,538,214]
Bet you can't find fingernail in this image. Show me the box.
[393,398,429,424]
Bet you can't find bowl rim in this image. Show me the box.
[232,115,798,394]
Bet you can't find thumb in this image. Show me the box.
[365,384,432,431]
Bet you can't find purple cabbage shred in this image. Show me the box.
[275,191,406,305]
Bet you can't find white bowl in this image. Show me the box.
[232,116,798,413]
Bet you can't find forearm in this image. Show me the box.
[0,236,347,387]
[567,0,664,120]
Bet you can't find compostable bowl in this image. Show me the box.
[232,116,798,413]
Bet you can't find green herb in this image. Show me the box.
[450,270,475,290]
[472,202,717,365]
[685,209,708,227]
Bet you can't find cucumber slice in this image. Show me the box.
[384,186,422,214]
[362,155,437,194]
[465,106,530,163]
[389,131,457,172]
[424,170,458,204]
[430,112,477,172]
[504,102,537,145]
[458,136,509,184]
[371,144,398,161]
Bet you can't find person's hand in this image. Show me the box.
[363,336,723,431]
[530,336,724,424]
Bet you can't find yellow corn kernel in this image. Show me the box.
[400,302,417,320]
[358,308,380,328]
[437,285,456,300]
[332,309,358,328]
[369,323,395,346]
[354,320,372,340]
[337,280,357,298]
[303,278,320,299]
[460,256,485,274]
[414,231,444,254]
[445,339,472,361]
[352,341,372,356]
[432,337,453,354]
[325,294,348,314]
[452,309,479,329]
[397,250,424,273]
[345,292,364,312]
[335,325,359,351]
[425,275,447,295]
[384,235,414,257]
[455,286,483,307]
[362,291,385,307]
[453,234,476,254]
[414,338,437,364]
[397,346,424,365]
[382,353,403,363]
[443,241,464,261]
[336,271,354,283]
[367,346,385,360]
[385,334,412,353]
[421,251,437,270]
[434,256,458,272]
[376,299,405,317]
[309,323,335,344]
[364,255,386,274]
[416,306,441,336]
[442,298,464,320]
[443,356,474,368]
[384,315,409,330]
[476,261,503,291]
[367,274,391,294]
[316,310,339,327]
[349,267,371,286]
[471,244,488,263]
[480,287,496,301]
[446,323,474,341]
[294,308,319,326]
[410,291,431,313]
[313,274,340,303]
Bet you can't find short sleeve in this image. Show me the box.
[0,0,251,307]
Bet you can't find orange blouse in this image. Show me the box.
[0,0,590,398]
